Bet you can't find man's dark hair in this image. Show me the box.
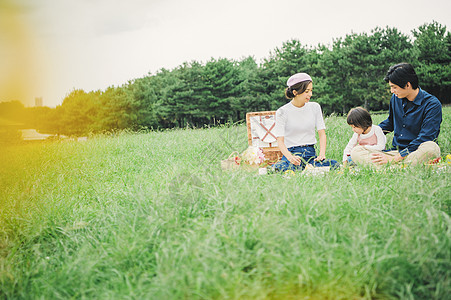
[384,63,419,89]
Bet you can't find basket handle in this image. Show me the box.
[227,151,240,159]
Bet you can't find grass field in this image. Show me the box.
[0,107,450,299]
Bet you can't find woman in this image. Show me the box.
[273,72,338,172]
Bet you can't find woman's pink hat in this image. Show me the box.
[287,73,312,87]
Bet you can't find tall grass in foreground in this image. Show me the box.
[0,107,450,299]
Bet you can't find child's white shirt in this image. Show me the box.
[342,124,386,162]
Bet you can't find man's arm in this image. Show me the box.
[371,152,404,164]
[399,101,442,157]
[378,96,395,134]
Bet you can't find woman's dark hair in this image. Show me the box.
[347,107,372,131]
[285,80,312,99]
[384,63,419,89]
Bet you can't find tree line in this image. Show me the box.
[1,21,450,136]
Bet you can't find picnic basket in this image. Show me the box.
[220,151,241,170]
[246,111,283,165]
[220,149,262,171]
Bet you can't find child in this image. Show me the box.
[342,107,386,165]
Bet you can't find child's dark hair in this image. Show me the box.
[285,80,312,99]
[347,107,372,131]
[384,63,419,89]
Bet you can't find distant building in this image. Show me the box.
[35,97,43,107]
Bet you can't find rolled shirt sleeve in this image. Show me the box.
[315,104,326,131]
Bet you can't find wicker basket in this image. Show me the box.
[262,147,283,164]
[246,111,283,165]
[220,151,241,170]
[220,151,262,172]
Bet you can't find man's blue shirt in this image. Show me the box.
[379,88,442,157]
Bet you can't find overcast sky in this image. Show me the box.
[1,0,450,107]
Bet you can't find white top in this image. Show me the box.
[273,102,326,148]
[342,124,386,161]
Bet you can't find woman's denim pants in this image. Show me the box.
[273,145,339,172]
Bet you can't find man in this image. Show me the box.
[351,63,442,166]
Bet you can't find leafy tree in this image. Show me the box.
[172,61,215,127]
[25,106,59,134]
[97,86,138,131]
[159,64,195,127]
[413,21,451,103]
[57,89,101,136]
[0,101,26,144]
[204,58,240,124]
[232,56,272,120]
[16,22,450,131]
[0,100,25,123]
[318,27,414,114]
[126,77,156,129]
[137,69,182,129]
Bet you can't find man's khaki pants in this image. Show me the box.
[351,141,441,167]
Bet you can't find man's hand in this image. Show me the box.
[370,153,403,165]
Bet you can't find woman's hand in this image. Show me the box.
[314,154,326,161]
[288,154,302,166]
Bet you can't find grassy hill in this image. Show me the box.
[0,107,450,299]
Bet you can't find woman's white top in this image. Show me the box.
[273,102,326,148]
[342,124,386,161]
